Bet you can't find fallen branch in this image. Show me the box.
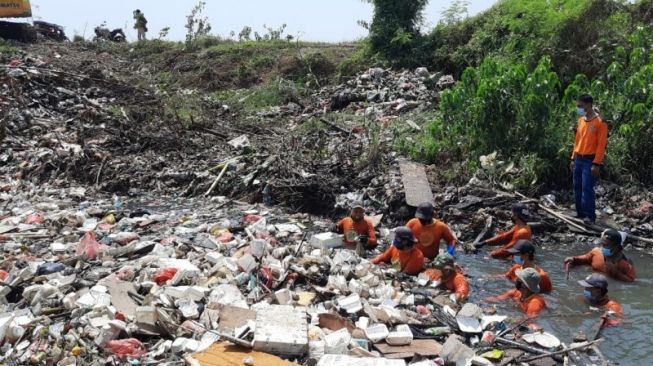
[205,162,230,196]
[319,117,350,134]
[520,339,603,362]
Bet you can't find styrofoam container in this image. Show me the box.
[324,328,351,354]
[253,305,308,356]
[386,324,413,346]
[364,323,389,343]
[310,232,343,248]
[317,354,405,366]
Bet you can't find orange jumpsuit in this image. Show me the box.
[337,217,378,249]
[505,264,553,293]
[424,268,469,301]
[371,247,424,275]
[485,225,532,259]
[406,218,456,260]
[570,248,636,282]
[598,299,623,327]
[493,288,546,318]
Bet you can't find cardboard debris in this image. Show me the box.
[194,342,296,366]
[374,339,442,359]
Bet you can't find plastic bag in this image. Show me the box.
[76,231,107,259]
[153,268,178,285]
[116,266,136,281]
[24,214,44,225]
[106,338,147,359]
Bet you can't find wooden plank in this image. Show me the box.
[104,279,138,318]
[194,342,295,366]
[399,161,432,206]
[374,339,442,358]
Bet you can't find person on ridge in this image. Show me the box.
[487,267,546,319]
[505,239,552,293]
[478,203,532,259]
[578,273,623,327]
[570,94,608,223]
[371,226,424,275]
[133,9,148,41]
[564,229,636,282]
[406,202,456,260]
[333,203,377,251]
[423,252,469,302]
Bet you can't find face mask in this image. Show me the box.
[577,107,586,116]
[602,247,613,257]
[583,289,593,300]
[513,255,523,265]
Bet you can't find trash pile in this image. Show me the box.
[0,179,613,366]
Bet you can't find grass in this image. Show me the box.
[0,40,18,54]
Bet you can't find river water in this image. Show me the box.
[459,242,653,366]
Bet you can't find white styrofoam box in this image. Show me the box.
[310,232,343,248]
[386,324,413,346]
[355,316,369,330]
[337,294,362,314]
[364,323,389,343]
[253,305,308,356]
[275,289,293,305]
[250,239,267,258]
[238,254,257,273]
[171,337,200,353]
[317,354,406,366]
[136,306,157,326]
[206,252,224,264]
[324,328,351,355]
[50,242,67,253]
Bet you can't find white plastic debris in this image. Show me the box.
[386,324,413,346]
[253,305,308,356]
[364,323,389,343]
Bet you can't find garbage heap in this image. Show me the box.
[0,181,607,366]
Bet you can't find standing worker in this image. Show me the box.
[578,273,623,327]
[333,203,377,252]
[564,229,636,282]
[477,203,532,259]
[371,227,424,275]
[406,202,457,260]
[133,9,148,41]
[571,94,608,223]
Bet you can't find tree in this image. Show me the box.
[440,0,470,26]
[185,1,212,49]
[364,0,429,64]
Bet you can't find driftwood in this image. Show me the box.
[205,162,230,196]
[319,117,350,134]
[520,339,603,362]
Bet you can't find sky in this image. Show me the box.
[29,0,497,42]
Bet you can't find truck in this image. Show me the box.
[0,1,62,42]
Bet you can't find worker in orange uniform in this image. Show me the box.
[578,273,623,327]
[570,94,608,223]
[371,227,424,275]
[334,204,377,251]
[406,202,456,260]
[424,253,469,302]
[477,203,532,259]
[487,267,546,319]
[564,229,636,282]
[505,240,552,293]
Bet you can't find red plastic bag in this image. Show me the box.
[24,214,44,225]
[76,232,107,259]
[153,268,178,285]
[106,338,147,359]
[0,270,8,281]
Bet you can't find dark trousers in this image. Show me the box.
[573,156,596,221]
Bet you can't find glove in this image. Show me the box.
[447,244,455,256]
[358,235,369,244]
[449,293,457,304]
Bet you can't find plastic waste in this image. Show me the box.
[113,195,122,210]
[24,214,44,225]
[76,231,107,259]
[153,268,178,285]
[36,262,66,275]
[106,338,147,359]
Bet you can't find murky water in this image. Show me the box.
[459,242,653,366]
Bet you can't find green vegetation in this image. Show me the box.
[0,39,18,54]
[357,0,653,188]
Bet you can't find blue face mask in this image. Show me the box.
[583,289,593,300]
[577,107,586,116]
[601,247,613,257]
[513,255,523,265]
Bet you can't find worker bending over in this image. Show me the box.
[424,253,469,302]
[478,203,532,259]
[407,202,457,260]
[564,229,636,282]
[505,240,552,293]
[372,227,424,275]
[334,203,377,251]
[578,273,623,327]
